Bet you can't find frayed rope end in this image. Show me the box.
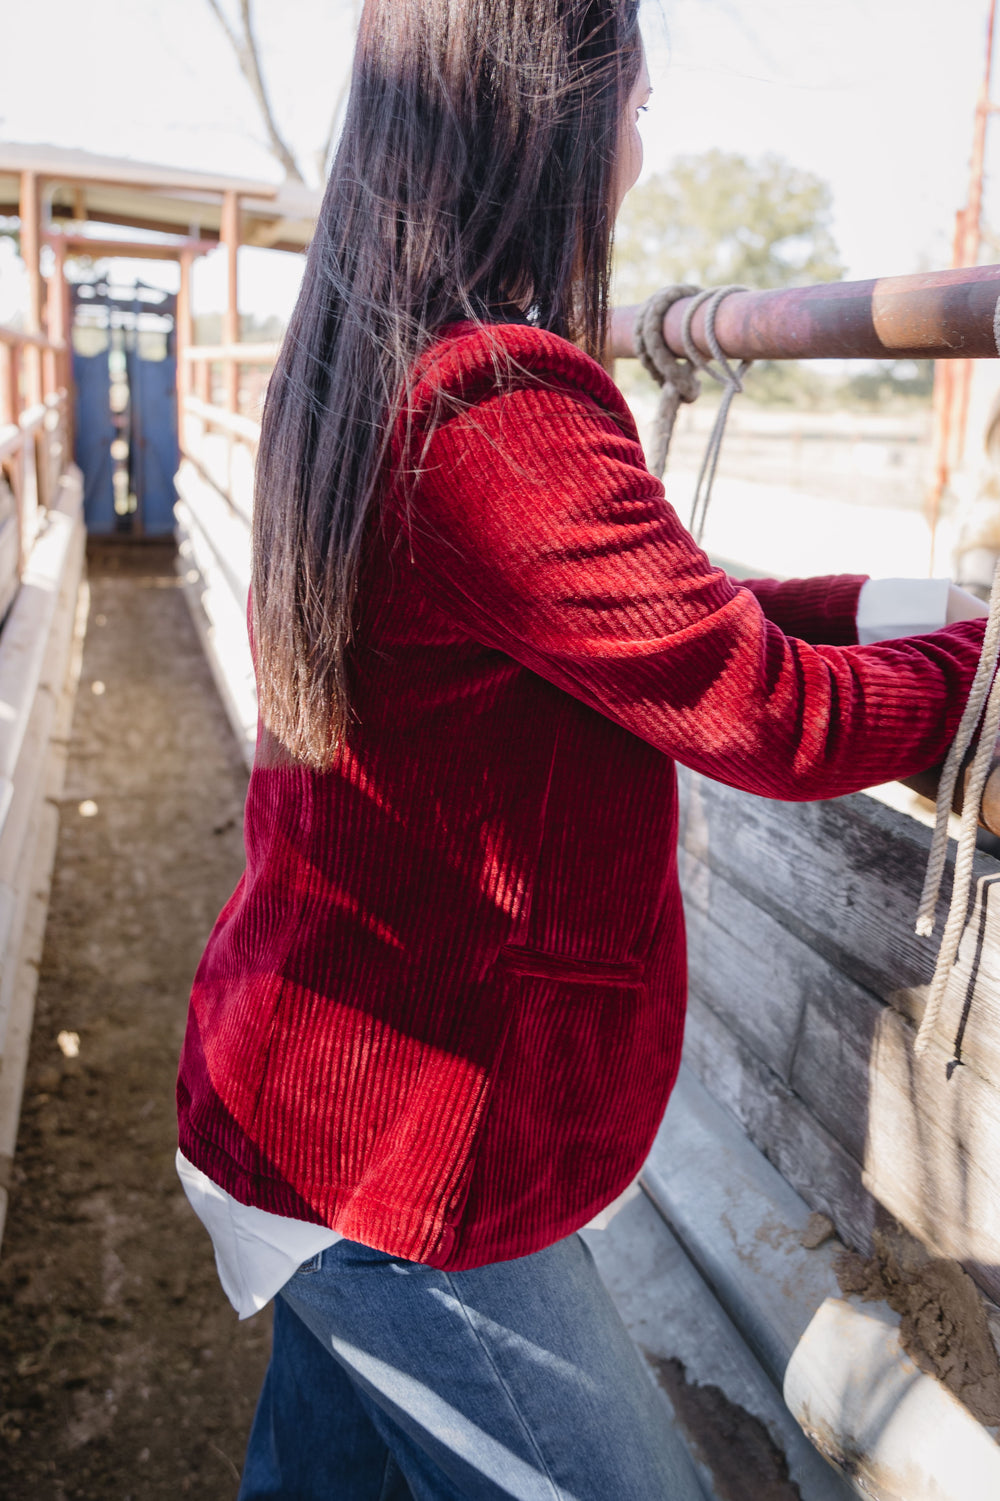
[915,915,935,938]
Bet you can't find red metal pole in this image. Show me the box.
[927,0,997,539]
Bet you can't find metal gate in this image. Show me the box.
[71,277,178,537]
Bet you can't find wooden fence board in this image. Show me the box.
[681,859,806,1084]
[683,916,1000,1300]
[682,858,880,1162]
[682,992,879,1257]
[677,768,1000,1092]
[862,1006,1000,1299]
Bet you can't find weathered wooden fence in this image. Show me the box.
[678,769,1000,1297]
[0,324,85,1246]
[173,342,273,769]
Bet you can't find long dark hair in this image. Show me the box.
[253,0,642,768]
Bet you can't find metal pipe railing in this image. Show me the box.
[609,264,1000,364]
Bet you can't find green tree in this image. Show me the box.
[614,149,844,304]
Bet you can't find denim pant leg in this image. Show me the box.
[249,1232,708,1501]
[239,1291,414,1501]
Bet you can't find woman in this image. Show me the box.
[177,2,989,1496]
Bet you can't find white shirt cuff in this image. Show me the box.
[856,577,950,644]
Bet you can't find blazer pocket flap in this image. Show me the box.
[498,943,643,986]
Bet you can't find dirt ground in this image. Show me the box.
[0,540,267,1500]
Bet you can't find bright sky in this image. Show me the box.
[0,0,996,320]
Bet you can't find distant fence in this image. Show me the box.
[0,325,72,622]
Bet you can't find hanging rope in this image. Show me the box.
[914,556,1000,1056]
[681,287,752,545]
[633,285,702,478]
[633,284,751,544]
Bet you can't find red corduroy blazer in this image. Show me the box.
[177,323,986,1270]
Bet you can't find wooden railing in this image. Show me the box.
[0,325,84,1251]
[181,341,277,426]
[174,343,275,768]
[0,326,71,622]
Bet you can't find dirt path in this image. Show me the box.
[0,541,267,1500]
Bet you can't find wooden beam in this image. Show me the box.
[183,394,260,445]
[177,248,194,405]
[195,355,211,406]
[0,329,64,352]
[183,342,278,364]
[19,172,43,405]
[45,205,224,242]
[46,237,68,400]
[221,191,241,414]
[46,232,216,262]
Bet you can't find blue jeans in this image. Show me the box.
[238,1233,708,1500]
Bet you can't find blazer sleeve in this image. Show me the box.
[737,574,865,646]
[401,355,984,803]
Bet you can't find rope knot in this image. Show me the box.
[634,283,752,544]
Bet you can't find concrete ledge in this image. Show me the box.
[584,1189,854,1500]
[642,1066,1000,1499]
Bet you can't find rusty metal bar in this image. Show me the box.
[609,263,1000,365]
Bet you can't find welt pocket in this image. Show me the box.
[498,943,644,986]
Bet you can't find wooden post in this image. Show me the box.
[19,172,43,406]
[176,246,195,456]
[18,419,39,565]
[925,0,998,553]
[46,235,68,385]
[196,357,211,405]
[221,190,241,414]
[0,344,16,427]
[59,241,74,459]
[177,247,194,403]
